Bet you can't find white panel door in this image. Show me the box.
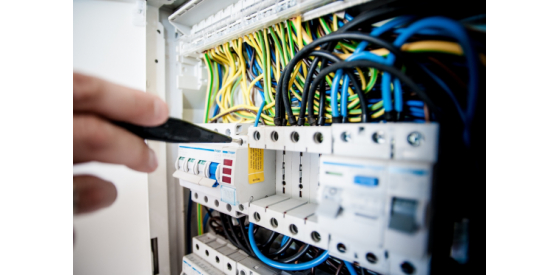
[73,1,152,275]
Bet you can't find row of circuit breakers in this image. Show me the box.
[174,122,439,275]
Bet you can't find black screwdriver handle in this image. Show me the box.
[113,117,232,143]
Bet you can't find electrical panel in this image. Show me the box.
[161,0,486,274]
[174,122,438,275]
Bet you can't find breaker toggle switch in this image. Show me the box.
[388,197,419,234]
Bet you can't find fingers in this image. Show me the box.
[74,114,158,172]
[73,72,169,126]
[74,175,117,215]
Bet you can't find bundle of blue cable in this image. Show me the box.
[327,15,478,146]
[248,223,329,271]
[382,16,479,145]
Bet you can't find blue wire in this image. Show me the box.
[202,209,213,232]
[254,91,266,127]
[217,64,223,89]
[311,27,317,40]
[368,98,383,103]
[212,64,223,118]
[330,70,343,118]
[248,223,329,271]
[280,236,289,246]
[392,28,450,36]
[212,95,221,117]
[344,261,358,275]
[271,48,276,63]
[344,13,354,21]
[341,70,350,116]
[254,60,264,74]
[385,16,478,145]
[406,100,424,107]
[338,16,415,117]
[410,107,424,113]
[342,52,389,118]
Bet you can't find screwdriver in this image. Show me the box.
[113,117,243,145]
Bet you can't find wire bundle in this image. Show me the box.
[203,14,385,126]
[202,9,485,147]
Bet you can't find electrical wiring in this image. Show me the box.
[278,243,310,263]
[384,16,479,144]
[335,262,344,275]
[279,32,403,124]
[266,236,294,257]
[307,60,437,114]
[202,11,483,150]
[248,223,329,271]
[287,50,362,124]
[236,217,256,257]
[197,204,203,235]
[195,11,484,273]
[332,40,467,60]
[338,16,414,119]
[259,231,279,249]
[220,213,253,256]
[210,108,267,125]
[203,53,215,123]
[344,261,358,275]
[203,209,213,232]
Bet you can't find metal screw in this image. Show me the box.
[407,132,423,147]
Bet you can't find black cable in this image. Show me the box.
[278,244,311,263]
[225,214,249,252]
[266,237,294,257]
[307,60,438,114]
[237,217,256,257]
[334,6,406,34]
[259,231,278,249]
[298,58,320,125]
[220,213,251,255]
[275,69,286,125]
[281,33,404,125]
[282,50,338,125]
[219,213,238,245]
[293,51,366,123]
[282,50,364,124]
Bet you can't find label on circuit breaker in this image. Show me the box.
[248,145,264,184]
[221,185,237,205]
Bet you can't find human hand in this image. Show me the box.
[73,72,168,215]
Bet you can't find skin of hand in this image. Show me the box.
[73,72,169,215]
